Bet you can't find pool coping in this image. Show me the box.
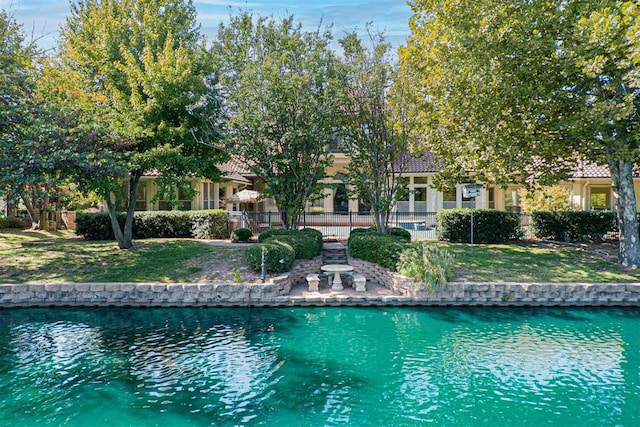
[1,281,640,308]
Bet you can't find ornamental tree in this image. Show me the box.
[339,30,413,234]
[400,0,640,266]
[59,0,225,248]
[211,12,341,229]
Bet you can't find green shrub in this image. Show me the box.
[231,227,253,242]
[436,209,520,243]
[530,211,568,240]
[348,231,408,270]
[76,210,228,240]
[244,241,295,272]
[257,228,322,259]
[387,227,411,242]
[564,210,615,241]
[531,210,616,241]
[76,212,120,240]
[299,228,324,254]
[397,243,454,292]
[0,217,27,229]
[188,210,229,239]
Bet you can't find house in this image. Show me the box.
[128,150,623,216]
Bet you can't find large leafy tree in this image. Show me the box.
[1,10,119,228]
[339,31,413,233]
[212,12,341,229]
[400,0,640,266]
[59,0,224,249]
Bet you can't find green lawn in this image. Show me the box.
[1,229,638,283]
[434,242,640,283]
[0,235,212,283]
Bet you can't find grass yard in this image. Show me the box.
[435,241,640,283]
[0,236,213,283]
[1,228,639,283]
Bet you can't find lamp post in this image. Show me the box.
[261,248,266,283]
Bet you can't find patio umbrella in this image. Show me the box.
[228,189,261,203]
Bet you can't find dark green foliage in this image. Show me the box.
[387,227,411,242]
[188,210,229,239]
[257,228,322,259]
[530,211,567,240]
[531,211,616,241]
[231,227,253,242]
[244,241,295,272]
[436,209,520,243]
[76,210,229,240]
[0,217,28,229]
[348,231,408,270]
[299,228,324,254]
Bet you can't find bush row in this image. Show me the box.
[436,209,520,243]
[244,228,324,272]
[348,228,408,270]
[76,210,229,240]
[0,217,28,229]
[530,211,616,241]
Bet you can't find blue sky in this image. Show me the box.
[1,0,413,52]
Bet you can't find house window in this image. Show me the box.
[505,186,522,213]
[590,187,611,210]
[134,182,147,211]
[488,187,495,209]
[334,184,348,213]
[442,187,456,209]
[202,182,215,210]
[414,187,428,212]
[396,177,410,212]
[358,194,371,214]
[159,186,193,211]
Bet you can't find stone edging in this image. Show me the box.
[1,281,640,308]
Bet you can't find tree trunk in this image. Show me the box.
[104,172,140,250]
[609,157,640,267]
[18,190,39,228]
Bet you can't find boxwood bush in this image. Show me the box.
[76,210,229,240]
[257,228,322,259]
[348,231,408,270]
[231,227,253,242]
[531,210,616,241]
[387,227,412,242]
[0,217,28,229]
[436,209,520,243]
[244,241,295,272]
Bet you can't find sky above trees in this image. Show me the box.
[0,0,412,52]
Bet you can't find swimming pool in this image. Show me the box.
[1,307,638,426]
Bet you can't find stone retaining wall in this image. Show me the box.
[2,280,640,307]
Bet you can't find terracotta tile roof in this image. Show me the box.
[395,151,443,173]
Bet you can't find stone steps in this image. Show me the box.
[322,242,348,265]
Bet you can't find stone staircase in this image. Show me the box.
[322,242,348,264]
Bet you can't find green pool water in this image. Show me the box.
[1,307,639,426]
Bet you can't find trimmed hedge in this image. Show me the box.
[0,217,28,229]
[348,231,408,270]
[436,209,520,243]
[76,210,229,240]
[244,241,295,272]
[257,228,322,259]
[531,210,616,241]
[387,227,411,242]
[231,227,253,242]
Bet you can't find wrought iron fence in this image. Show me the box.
[229,211,533,240]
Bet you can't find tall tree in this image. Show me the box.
[212,12,341,229]
[59,0,224,248]
[339,30,412,234]
[400,0,640,266]
[1,10,118,228]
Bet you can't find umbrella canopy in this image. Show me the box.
[227,189,261,203]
